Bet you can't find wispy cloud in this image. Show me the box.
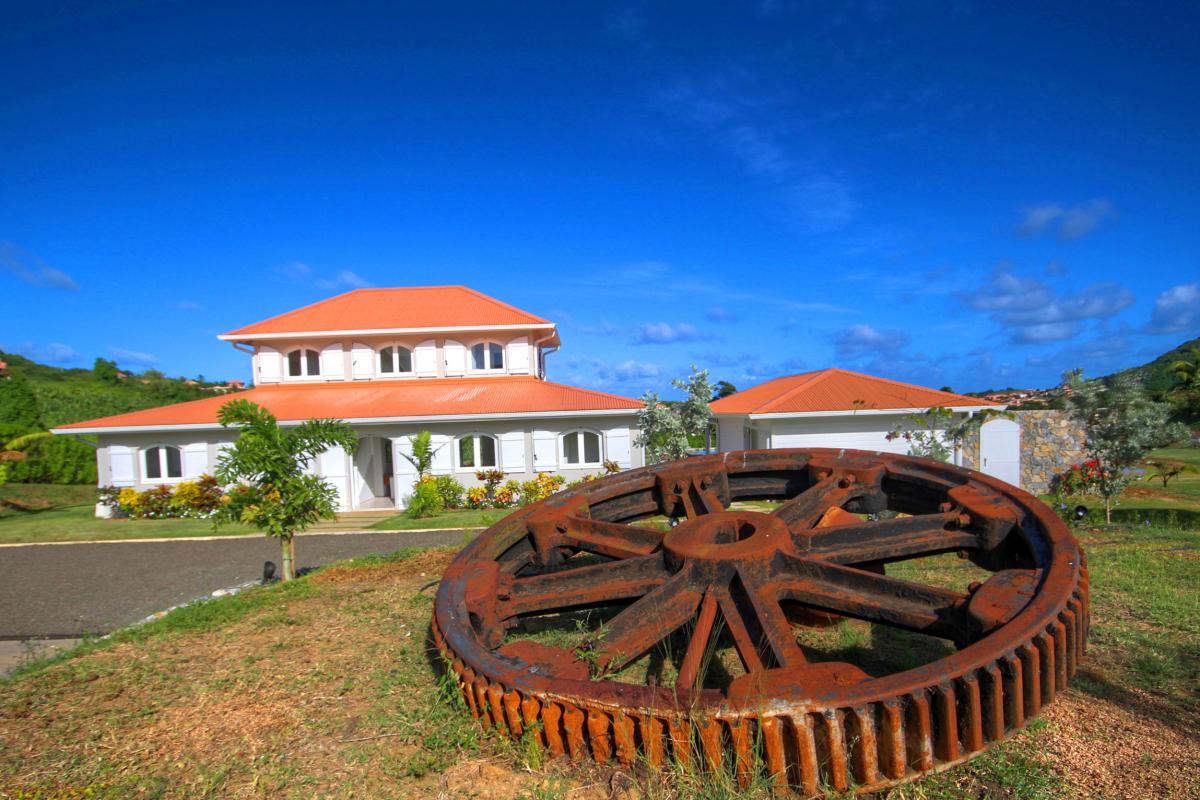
[960,265,1133,344]
[833,323,910,360]
[1144,282,1199,335]
[1016,199,1115,240]
[705,307,737,324]
[316,269,372,290]
[0,242,79,291]
[558,356,662,392]
[3,341,78,363]
[634,322,707,345]
[108,346,158,366]
[278,262,372,291]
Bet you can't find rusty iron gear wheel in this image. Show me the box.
[432,449,1089,795]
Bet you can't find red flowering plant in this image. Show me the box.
[1049,459,1126,524]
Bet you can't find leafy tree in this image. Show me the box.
[92,358,120,385]
[1063,369,1188,523]
[1168,347,1200,418]
[0,375,42,442]
[673,366,714,447]
[399,430,442,477]
[712,380,738,400]
[635,367,715,463]
[213,399,357,580]
[886,407,1013,463]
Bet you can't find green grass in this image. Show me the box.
[0,483,254,544]
[370,507,507,531]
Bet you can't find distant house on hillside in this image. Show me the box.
[53,287,643,514]
[710,368,1022,487]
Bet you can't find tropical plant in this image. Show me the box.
[1143,459,1198,488]
[1062,369,1189,523]
[213,399,357,580]
[520,472,566,502]
[433,475,465,508]
[399,430,442,477]
[885,407,1014,463]
[634,391,688,464]
[712,380,737,400]
[1168,347,1200,418]
[405,475,445,519]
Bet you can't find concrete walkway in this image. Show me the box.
[0,529,472,640]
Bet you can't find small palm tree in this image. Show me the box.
[399,430,442,477]
[214,399,357,580]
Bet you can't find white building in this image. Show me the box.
[54,286,644,512]
[710,368,1022,487]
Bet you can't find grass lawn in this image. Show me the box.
[369,507,507,531]
[0,483,254,545]
[2,516,1197,799]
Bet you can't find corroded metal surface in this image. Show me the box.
[432,449,1088,795]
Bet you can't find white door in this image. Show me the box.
[353,438,379,505]
[980,418,1021,487]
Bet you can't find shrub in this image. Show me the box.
[138,485,175,518]
[433,475,465,509]
[108,474,225,519]
[464,485,489,509]
[520,472,565,503]
[494,479,520,507]
[5,435,97,484]
[405,475,445,519]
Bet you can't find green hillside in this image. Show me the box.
[1109,336,1200,396]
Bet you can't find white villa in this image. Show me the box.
[54,286,644,513]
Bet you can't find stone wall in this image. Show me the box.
[961,410,1085,494]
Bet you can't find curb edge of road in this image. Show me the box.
[0,527,483,549]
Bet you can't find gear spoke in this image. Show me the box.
[506,554,670,616]
[801,511,977,564]
[772,471,863,530]
[549,516,665,559]
[592,573,702,673]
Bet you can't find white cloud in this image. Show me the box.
[4,341,79,363]
[1016,199,1115,240]
[0,242,79,291]
[281,261,373,291]
[614,360,661,381]
[634,322,706,345]
[108,346,158,366]
[833,324,909,360]
[1145,282,1199,335]
[316,269,372,290]
[705,307,737,323]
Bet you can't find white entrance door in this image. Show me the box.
[980,418,1021,487]
[353,438,379,505]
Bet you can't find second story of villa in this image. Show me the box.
[219,286,562,386]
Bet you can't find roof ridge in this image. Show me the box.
[755,369,832,413]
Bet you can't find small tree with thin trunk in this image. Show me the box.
[635,366,715,464]
[1062,369,1188,523]
[213,399,357,580]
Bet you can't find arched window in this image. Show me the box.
[457,434,498,469]
[143,445,183,480]
[561,430,602,466]
[286,348,320,377]
[470,341,505,371]
[378,345,413,374]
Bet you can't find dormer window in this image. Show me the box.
[471,342,505,371]
[287,348,320,377]
[378,345,413,375]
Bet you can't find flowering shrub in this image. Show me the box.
[520,472,565,502]
[434,475,465,509]
[405,475,445,518]
[107,474,225,519]
[464,485,489,509]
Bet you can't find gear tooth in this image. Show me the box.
[613,711,636,767]
[542,702,565,757]
[460,667,479,717]
[639,714,665,768]
[1052,621,1069,689]
[728,718,754,789]
[848,705,879,787]
[1018,643,1042,718]
[503,691,523,738]
[486,683,507,732]
[790,713,821,795]
[905,691,934,772]
[521,696,543,749]
[586,707,613,764]
[760,716,790,790]
[562,704,586,760]
[1002,652,1025,729]
[666,717,692,771]
[818,709,849,792]
[958,673,984,753]
[1063,607,1078,678]
[1035,631,1056,703]
[473,680,491,730]
[878,699,906,780]
[933,683,959,763]
[981,664,1005,742]
[697,717,723,774]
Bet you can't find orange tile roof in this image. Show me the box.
[221,286,553,338]
[709,368,1000,415]
[55,377,640,431]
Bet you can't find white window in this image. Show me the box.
[457,434,498,470]
[470,342,505,371]
[561,430,602,466]
[286,348,321,377]
[378,345,413,375]
[143,445,183,481]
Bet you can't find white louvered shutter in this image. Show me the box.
[109,445,135,485]
[443,339,466,376]
[183,443,209,478]
[430,433,453,475]
[257,346,282,383]
[415,339,438,377]
[317,445,350,510]
[532,430,557,472]
[320,343,344,379]
[605,426,632,469]
[506,337,530,374]
[499,431,526,473]
[351,342,374,379]
[393,437,418,509]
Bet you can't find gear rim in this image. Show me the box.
[432,449,1088,794]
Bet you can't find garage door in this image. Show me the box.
[767,415,912,454]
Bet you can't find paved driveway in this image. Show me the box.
[0,530,469,638]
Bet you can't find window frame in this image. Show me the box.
[455,433,499,472]
[468,340,506,373]
[559,429,604,468]
[142,444,184,483]
[376,342,415,377]
[284,346,322,379]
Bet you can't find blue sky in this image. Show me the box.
[2,1,1197,398]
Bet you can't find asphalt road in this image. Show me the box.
[0,530,470,638]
